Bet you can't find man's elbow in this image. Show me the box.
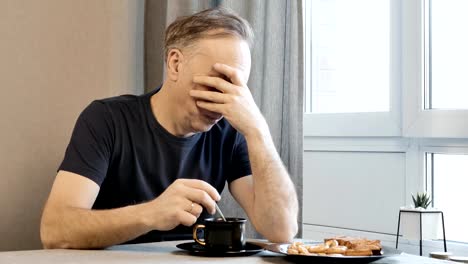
[40,225,69,249]
[40,213,72,249]
[264,221,298,243]
[41,236,70,249]
[41,232,64,249]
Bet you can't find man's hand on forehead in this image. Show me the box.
[221,74,231,83]
[190,63,267,138]
[208,70,231,83]
[205,73,230,93]
[212,63,246,85]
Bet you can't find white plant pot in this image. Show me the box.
[399,208,442,240]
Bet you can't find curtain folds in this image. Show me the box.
[144,0,303,238]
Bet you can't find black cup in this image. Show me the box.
[193,217,246,250]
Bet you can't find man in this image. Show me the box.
[40,7,298,249]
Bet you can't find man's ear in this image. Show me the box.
[166,49,183,82]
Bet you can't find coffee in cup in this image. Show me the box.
[192,217,246,250]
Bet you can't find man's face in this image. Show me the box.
[174,36,251,133]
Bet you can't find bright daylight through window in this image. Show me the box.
[423,0,468,244]
[427,153,468,243]
[426,0,468,110]
[304,0,390,113]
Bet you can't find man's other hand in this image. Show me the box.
[144,179,221,230]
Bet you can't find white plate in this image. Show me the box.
[266,243,400,263]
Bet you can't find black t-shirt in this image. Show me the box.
[58,88,252,243]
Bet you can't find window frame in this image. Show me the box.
[402,0,468,138]
[303,0,402,137]
[421,141,468,196]
[302,0,468,245]
[423,146,468,243]
[304,0,468,138]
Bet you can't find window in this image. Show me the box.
[303,0,468,246]
[304,0,390,114]
[403,0,468,138]
[425,0,468,110]
[426,153,468,243]
[303,0,400,136]
[408,0,468,245]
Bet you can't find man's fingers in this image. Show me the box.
[179,179,221,201]
[193,76,234,94]
[196,101,224,115]
[189,90,226,104]
[189,202,203,217]
[181,200,203,217]
[213,63,245,86]
[177,210,198,227]
[184,188,217,214]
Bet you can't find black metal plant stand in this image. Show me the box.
[396,209,447,256]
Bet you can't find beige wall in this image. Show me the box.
[0,0,144,250]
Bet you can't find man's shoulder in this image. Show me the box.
[96,94,142,108]
[89,93,148,115]
[79,93,147,125]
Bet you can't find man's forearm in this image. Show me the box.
[41,202,152,249]
[245,127,299,242]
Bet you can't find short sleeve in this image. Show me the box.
[58,101,114,186]
[227,133,252,183]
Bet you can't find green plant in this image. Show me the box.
[412,192,432,209]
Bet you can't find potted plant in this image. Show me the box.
[412,192,432,210]
[399,192,441,240]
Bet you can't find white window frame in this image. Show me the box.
[303,0,468,246]
[406,139,468,203]
[421,140,468,191]
[304,0,468,138]
[402,0,468,138]
[303,0,402,137]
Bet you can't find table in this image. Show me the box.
[0,240,453,263]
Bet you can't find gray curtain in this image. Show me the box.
[144,0,303,239]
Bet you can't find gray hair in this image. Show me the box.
[164,7,254,59]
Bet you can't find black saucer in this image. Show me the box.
[176,242,264,257]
